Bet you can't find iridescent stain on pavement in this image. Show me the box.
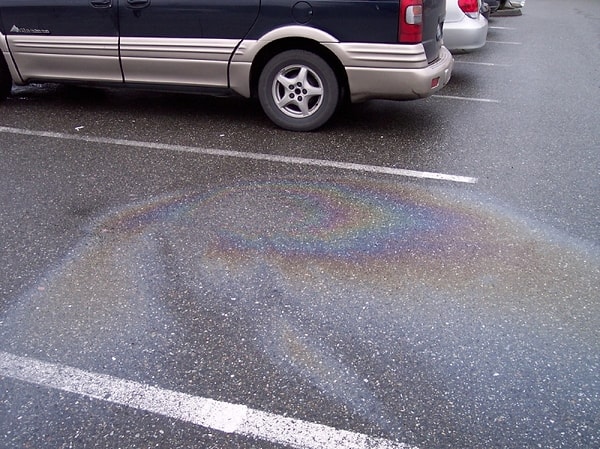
[3,177,599,447]
[183,180,466,259]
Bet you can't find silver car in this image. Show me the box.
[443,0,489,53]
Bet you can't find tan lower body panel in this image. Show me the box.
[119,37,238,87]
[3,30,453,103]
[344,46,454,102]
[6,35,121,82]
[5,35,238,88]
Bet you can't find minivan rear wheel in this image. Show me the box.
[258,50,339,132]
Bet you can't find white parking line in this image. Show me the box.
[432,95,500,104]
[0,351,417,449]
[485,40,523,45]
[453,60,511,67]
[0,126,478,184]
[488,26,516,30]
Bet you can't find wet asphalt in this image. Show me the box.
[1,1,599,448]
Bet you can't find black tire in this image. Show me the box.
[0,55,12,101]
[258,50,339,132]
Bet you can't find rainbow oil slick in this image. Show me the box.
[2,177,598,445]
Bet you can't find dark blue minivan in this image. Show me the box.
[0,0,453,130]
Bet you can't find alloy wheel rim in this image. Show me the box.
[272,64,324,118]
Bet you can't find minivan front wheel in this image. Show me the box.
[258,50,339,131]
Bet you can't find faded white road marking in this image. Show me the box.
[0,126,478,184]
[432,95,500,104]
[453,60,511,67]
[0,351,418,449]
[485,40,523,45]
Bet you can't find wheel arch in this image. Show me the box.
[229,26,349,103]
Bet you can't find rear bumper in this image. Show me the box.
[343,46,454,102]
[443,15,488,52]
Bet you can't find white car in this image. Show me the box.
[444,0,489,53]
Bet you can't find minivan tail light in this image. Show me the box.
[399,0,423,44]
[458,0,480,19]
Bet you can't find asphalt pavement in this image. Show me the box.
[1,1,599,448]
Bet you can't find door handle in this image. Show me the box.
[127,0,150,8]
[90,0,112,8]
